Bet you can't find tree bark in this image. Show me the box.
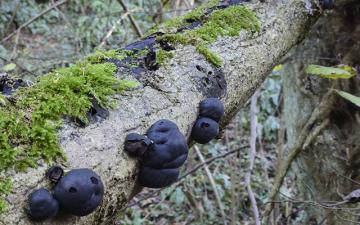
[283,3,360,224]
[0,0,351,224]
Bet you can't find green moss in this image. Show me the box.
[86,49,134,64]
[0,58,138,212]
[196,44,222,67]
[156,5,260,67]
[0,179,12,213]
[156,49,174,65]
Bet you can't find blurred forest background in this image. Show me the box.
[0,0,303,224]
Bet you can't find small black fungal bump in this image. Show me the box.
[124,133,152,158]
[320,0,334,9]
[0,73,27,95]
[191,117,220,144]
[53,168,104,217]
[46,165,64,184]
[28,188,59,221]
[199,98,225,122]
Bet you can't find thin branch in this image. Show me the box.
[126,145,249,208]
[116,0,143,38]
[1,0,69,43]
[98,8,141,48]
[194,146,227,225]
[245,90,261,225]
[263,90,334,219]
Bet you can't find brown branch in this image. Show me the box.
[1,0,69,43]
[116,0,143,38]
[98,8,141,48]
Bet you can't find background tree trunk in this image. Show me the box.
[283,3,360,224]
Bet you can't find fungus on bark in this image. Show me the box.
[191,98,224,144]
[28,188,59,221]
[123,119,188,188]
[53,168,104,217]
[198,97,225,122]
[124,133,152,157]
[191,117,220,144]
[46,165,64,184]
[320,0,334,9]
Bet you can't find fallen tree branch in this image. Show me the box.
[0,0,344,224]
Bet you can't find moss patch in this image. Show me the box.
[0,54,138,213]
[155,49,174,65]
[157,5,260,67]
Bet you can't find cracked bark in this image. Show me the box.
[0,0,352,224]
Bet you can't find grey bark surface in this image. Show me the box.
[283,3,360,224]
[0,0,350,224]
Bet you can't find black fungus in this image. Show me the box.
[124,133,152,157]
[191,117,219,144]
[138,166,179,188]
[199,98,224,122]
[143,119,188,169]
[53,168,104,216]
[136,119,189,188]
[320,0,334,9]
[46,165,64,184]
[28,188,59,221]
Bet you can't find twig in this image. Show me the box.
[245,90,261,225]
[263,90,334,220]
[116,0,143,38]
[125,145,249,208]
[1,0,69,43]
[98,8,140,48]
[194,146,227,225]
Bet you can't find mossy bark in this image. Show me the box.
[283,3,360,224]
[0,0,352,224]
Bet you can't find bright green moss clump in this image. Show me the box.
[156,49,174,66]
[157,5,260,67]
[0,56,138,213]
[0,179,11,213]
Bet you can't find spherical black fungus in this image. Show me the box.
[136,119,189,188]
[124,133,152,158]
[28,188,59,221]
[53,168,104,216]
[143,119,188,169]
[138,166,179,188]
[191,117,219,144]
[46,165,64,184]
[199,98,224,122]
[320,0,334,9]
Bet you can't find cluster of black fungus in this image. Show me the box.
[191,98,224,144]
[124,119,189,188]
[320,0,334,9]
[27,167,104,221]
